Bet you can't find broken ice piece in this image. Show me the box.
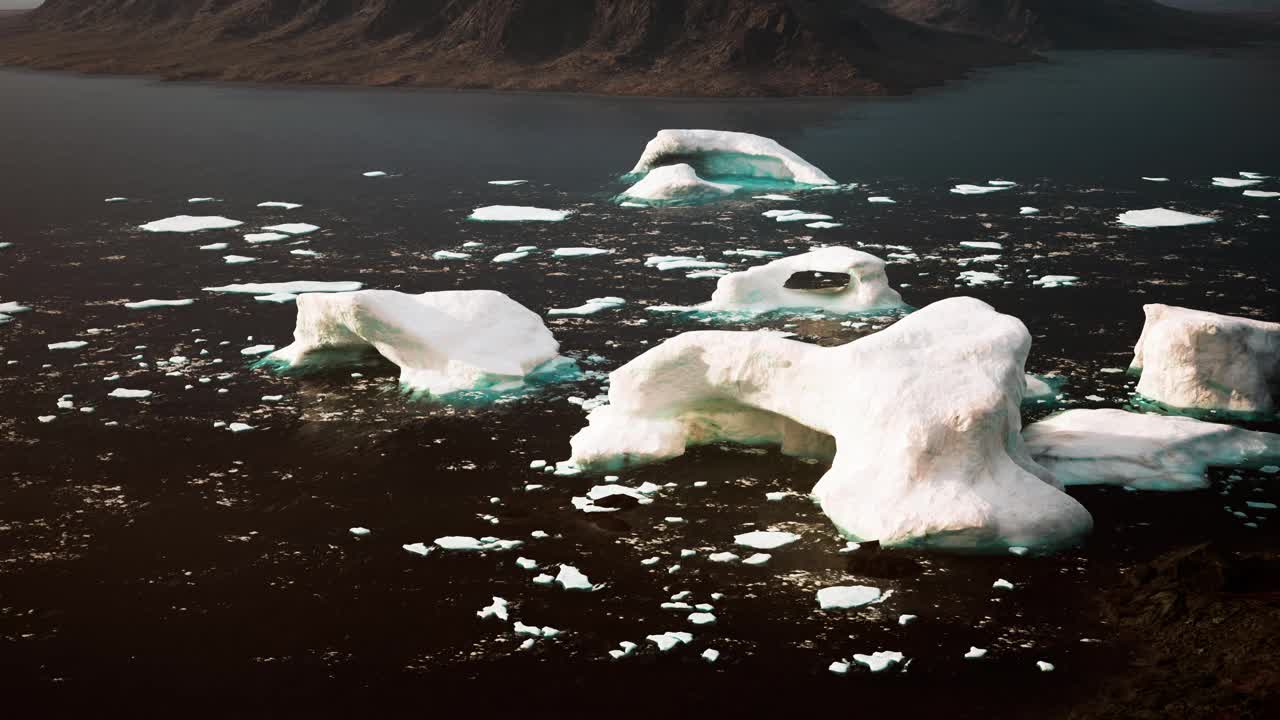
[701,648,720,663]
[1037,660,1055,672]
[742,553,771,566]
[646,631,693,652]
[402,542,431,557]
[734,530,799,550]
[992,578,1015,591]
[478,597,509,621]
[853,651,904,673]
[349,527,371,537]
[817,586,881,610]
[555,564,595,591]
[964,647,988,660]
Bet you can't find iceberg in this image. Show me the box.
[139,216,243,233]
[548,297,625,316]
[258,202,301,210]
[564,296,1092,550]
[469,206,573,222]
[124,299,194,310]
[266,289,563,396]
[262,223,319,236]
[204,281,362,296]
[1116,208,1216,228]
[1023,409,1280,490]
[628,130,835,186]
[619,163,739,205]
[676,247,904,317]
[1130,304,1279,414]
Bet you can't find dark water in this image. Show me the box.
[1,49,1278,717]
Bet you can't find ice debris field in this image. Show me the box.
[1,129,1278,680]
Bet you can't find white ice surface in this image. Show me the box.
[817,586,881,610]
[691,247,904,316]
[268,289,562,395]
[555,564,595,591]
[733,530,800,550]
[629,130,835,185]
[552,247,611,258]
[245,232,290,244]
[262,223,319,236]
[223,255,257,264]
[48,341,87,350]
[124,299,194,309]
[469,206,572,222]
[950,184,1009,195]
[139,216,243,233]
[853,651,904,672]
[258,202,302,209]
[1211,177,1261,188]
[204,281,363,295]
[1116,208,1216,228]
[620,163,739,203]
[108,388,153,399]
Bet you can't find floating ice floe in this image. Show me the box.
[853,651,904,673]
[228,422,254,433]
[723,249,783,258]
[492,251,530,263]
[552,247,611,258]
[992,578,1015,591]
[734,530,800,550]
[203,281,363,297]
[564,296,1093,551]
[265,289,564,396]
[647,631,693,652]
[1116,208,1216,228]
[688,612,716,625]
[964,647,988,660]
[1023,409,1280,491]
[1130,304,1279,414]
[548,297,625,317]
[245,232,290,244]
[434,536,523,552]
[806,221,843,229]
[108,388,153,399]
[742,553,771,565]
[262,223,319,236]
[950,184,1011,195]
[702,649,720,663]
[1244,190,1280,198]
[104,197,127,203]
[1037,661,1055,672]
[258,202,302,209]
[629,130,835,186]
[988,180,1017,187]
[867,196,895,204]
[1141,177,1170,182]
[817,586,881,610]
[469,206,573,222]
[708,552,739,563]
[199,243,229,251]
[223,255,256,264]
[402,542,430,556]
[432,250,471,261]
[139,216,244,233]
[1240,172,1270,180]
[652,247,904,317]
[188,197,218,204]
[960,241,1002,250]
[619,163,739,205]
[488,180,526,186]
[1020,207,1040,215]
[754,194,793,201]
[770,210,834,223]
[240,344,275,356]
[1032,275,1080,288]
[898,614,918,626]
[958,270,1003,286]
[555,564,595,591]
[477,597,509,621]
[349,527,371,537]
[124,299,194,309]
[48,341,87,350]
[363,171,388,177]
[1211,177,1261,188]
[0,301,31,325]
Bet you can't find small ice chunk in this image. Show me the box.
[48,341,88,350]
[774,211,833,223]
[516,557,538,569]
[532,574,554,585]
[687,612,716,625]
[1117,208,1216,228]
[1141,177,1169,182]
[898,614,918,626]
[552,247,611,258]
[1032,275,1080,288]
[188,197,218,203]
[829,661,851,674]
[228,422,254,433]
[707,552,739,563]
[734,530,800,550]
[139,216,243,233]
[223,255,257,265]
[988,180,1017,187]
[742,553,771,566]
[548,297,625,316]
[38,415,56,423]
[432,250,471,261]
[806,221,843,229]
[469,206,573,222]
[992,578,1015,591]
[245,232,290,244]
[1008,546,1029,556]
[1243,190,1280,198]
[1245,501,1276,510]
[959,241,1002,250]
[199,243,229,251]
[104,197,128,203]
[258,202,302,209]
[754,194,793,201]
[1211,177,1261,188]
[817,586,881,610]
[108,388,152,399]
[958,270,1003,286]
[1020,207,1040,215]
[240,344,275,356]
[964,647,988,660]
[262,223,319,236]
[478,597,509,621]
[950,184,1009,195]
[363,171,388,177]
[513,621,542,636]
[488,180,527,186]
[555,564,595,591]
[765,491,793,501]
[402,542,431,556]
[852,651,904,673]
[701,648,720,663]
[492,251,530,263]
[349,527,371,536]
[1037,661,1055,672]
[124,299,195,309]
[867,196,895,204]
[518,638,535,650]
[646,631,693,652]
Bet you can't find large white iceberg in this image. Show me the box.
[672,247,905,316]
[565,296,1092,551]
[139,216,243,233]
[1130,304,1279,414]
[1116,208,1216,228]
[266,289,563,395]
[1024,409,1280,491]
[619,163,739,205]
[628,130,835,186]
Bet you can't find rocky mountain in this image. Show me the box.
[0,0,1262,95]
[865,0,1262,48]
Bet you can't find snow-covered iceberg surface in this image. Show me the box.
[1130,304,1279,415]
[139,216,243,233]
[652,247,905,317]
[628,130,835,186]
[1116,208,1216,228]
[265,289,567,396]
[619,164,739,206]
[203,281,363,302]
[566,297,1091,551]
[1023,409,1280,491]
[468,206,572,222]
